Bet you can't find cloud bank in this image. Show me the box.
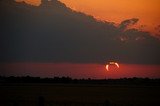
[0,0,160,64]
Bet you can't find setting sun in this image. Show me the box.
[106,62,120,71]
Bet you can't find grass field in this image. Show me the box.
[0,83,160,106]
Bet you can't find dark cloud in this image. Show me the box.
[0,0,160,64]
[118,18,139,31]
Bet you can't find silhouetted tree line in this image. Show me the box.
[0,76,160,86]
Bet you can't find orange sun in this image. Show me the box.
[106,62,120,71]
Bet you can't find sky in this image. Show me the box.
[0,0,160,78]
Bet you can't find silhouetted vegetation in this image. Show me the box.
[0,76,160,86]
[1,76,160,106]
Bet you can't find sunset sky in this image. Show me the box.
[1,63,160,78]
[0,0,160,78]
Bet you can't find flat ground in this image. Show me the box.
[0,83,160,106]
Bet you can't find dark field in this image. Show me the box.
[0,83,160,106]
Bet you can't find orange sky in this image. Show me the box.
[16,0,160,35]
[60,0,160,35]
